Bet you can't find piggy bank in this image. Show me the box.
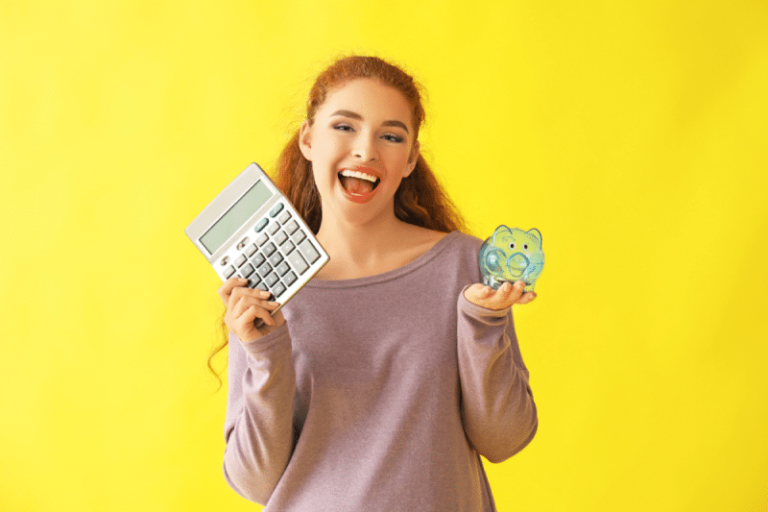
[479,225,545,292]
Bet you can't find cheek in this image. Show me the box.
[384,148,413,171]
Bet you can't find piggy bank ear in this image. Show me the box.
[492,225,513,243]
[491,224,509,245]
[527,228,542,246]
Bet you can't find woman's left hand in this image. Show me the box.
[464,280,537,310]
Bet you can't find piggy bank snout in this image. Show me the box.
[507,252,530,269]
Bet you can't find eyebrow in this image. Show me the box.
[330,109,410,133]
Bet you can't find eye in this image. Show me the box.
[382,133,404,143]
[509,242,515,250]
[333,123,354,132]
[523,244,528,250]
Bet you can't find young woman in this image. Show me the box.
[216,56,538,511]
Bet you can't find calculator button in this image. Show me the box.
[278,210,292,224]
[241,263,255,278]
[283,271,297,287]
[291,229,306,245]
[269,252,284,267]
[276,261,290,276]
[255,218,269,232]
[298,240,320,264]
[247,274,262,288]
[258,262,273,277]
[256,233,269,246]
[285,220,299,235]
[269,203,284,217]
[272,282,286,298]
[280,239,295,255]
[235,254,247,268]
[274,230,288,246]
[251,253,266,267]
[268,222,280,235]
[245,243,258,257]
[265,272,279,287]
[263,242,277,257]
[224,265,236,279]
[287,250,309,275]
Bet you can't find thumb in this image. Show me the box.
[463,283,494,304]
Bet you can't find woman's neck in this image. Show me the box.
[316,212,410,271]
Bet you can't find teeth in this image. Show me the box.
[340,169,378,183]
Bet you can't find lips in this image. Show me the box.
[337,166,384,204]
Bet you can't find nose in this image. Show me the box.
[352,133,378,162]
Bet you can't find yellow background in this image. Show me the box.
[1,1,766,510]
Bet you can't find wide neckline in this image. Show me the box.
[306,230,462,289]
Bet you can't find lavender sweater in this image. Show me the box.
[223,231,538,511]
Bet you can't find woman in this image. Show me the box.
[217,55,538,511]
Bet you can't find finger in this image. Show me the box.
[515,291,537,305]
[476,286,494,302]
[485,281,524,309]
[236,298,281,318]
[227,286,272,312]
[512,280,526,298]
[232,296,254,318]
[233,305,262,337]
[218,277,249,303]
[463,284,479,302]
[239,304,275,327]
[491,281,515,302]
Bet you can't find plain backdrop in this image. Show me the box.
[1,1,766,510]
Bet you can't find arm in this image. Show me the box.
[222,324,296,504]
[457,284,538,463]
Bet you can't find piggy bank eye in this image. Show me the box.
[523,244,529,250]
[508,242,515,250]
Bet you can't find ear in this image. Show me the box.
[492,224,511,244]
[527,228,542,246]
[298,120,313,161]
[404,140,420,177]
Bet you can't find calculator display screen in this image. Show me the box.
[200,180,272,254]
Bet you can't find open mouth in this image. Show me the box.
[338,169,381,197]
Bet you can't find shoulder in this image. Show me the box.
[404,224,481,252]
[436,229,483,257]
[418,229,484,282]
[404,227,481,265]
[450,230,483,251]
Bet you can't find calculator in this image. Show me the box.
[185,163,329,323]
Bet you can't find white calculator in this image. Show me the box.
[185,163,329,320]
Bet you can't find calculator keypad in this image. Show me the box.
[217,202,322,305]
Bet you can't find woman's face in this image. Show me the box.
[299,78,420,228]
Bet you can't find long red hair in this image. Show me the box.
[208,56,466,385]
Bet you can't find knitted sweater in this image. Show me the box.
[222,230,538,511]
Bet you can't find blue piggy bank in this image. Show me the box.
[479,225,545,292]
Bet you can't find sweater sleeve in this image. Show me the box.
[456,286,538,463]
[222,324,296,504]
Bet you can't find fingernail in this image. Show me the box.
[260,290,270,298]
[268,301,280,307]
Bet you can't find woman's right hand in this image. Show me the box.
[218,277,286,343]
